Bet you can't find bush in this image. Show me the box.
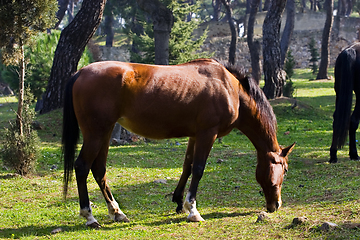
[1,88,40,175]
[308,37,319,75]
[283,50,296,98]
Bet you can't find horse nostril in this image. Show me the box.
[267,205,275,213]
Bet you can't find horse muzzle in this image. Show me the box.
[266,200,282,213]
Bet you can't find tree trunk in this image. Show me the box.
[316,0,333,80]
[54,0,70,29]
[247,0,262,84]
[262,0,287,99]
[104,15,114,47]
[263,0,271,11]
[280,0,295,66]
[136,0,174,65]
[17,43,25,136]
[221,0,237,65]
[345,0,352,16]
[67,0,75,23]
[300,0,306,13]
[212,0,222,21]
[41,0,106,113]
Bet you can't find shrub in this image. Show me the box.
[283,50,296,98]
[308,37,319,75]
[2,88,40,175]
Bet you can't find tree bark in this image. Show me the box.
[41,0,106,113]
[67,0,75,23]
[54,0,70,29]
[263,0,271,11]
[17,43,25,136]
[136,0,173,65]
[104,15,114,47]
[212,0,222,21]
[247,0,262,84]
[280,0,295,66]
[316,0,333,80]
[262,0,287,99]
[221,0,237,65]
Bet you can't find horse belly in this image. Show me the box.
[117,114,196,139]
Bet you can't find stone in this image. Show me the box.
[217,158,224,163]
[154,179,167,184]
[256,211,269,223]
[51,228,63,234]
[292,216,308,225]
[319,221,338,231]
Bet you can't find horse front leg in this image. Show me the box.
[183,132,217,222]
[172,137,195,213]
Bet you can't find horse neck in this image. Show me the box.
[237,103,280,154]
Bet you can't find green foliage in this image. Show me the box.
[283,50,296,98]
[284,50,295,79]
[130,1,212,64]
[1,88,40,175]
[0,31,93,99]
[0,0,58,65]
[308,37,319,75]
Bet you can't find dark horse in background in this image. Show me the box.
[330,43,360,163]
[62,58,295,228]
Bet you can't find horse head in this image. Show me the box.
[256,143,295,212]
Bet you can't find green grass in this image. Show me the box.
[2,68,360,239]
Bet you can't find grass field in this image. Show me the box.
[1,68,360,239]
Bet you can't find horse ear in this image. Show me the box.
[281,142,296,157]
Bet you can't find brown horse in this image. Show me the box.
[62,59,295,228]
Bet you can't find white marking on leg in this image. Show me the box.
[107,200,129,222]
[183,192,204,222]
[79,207,98,226]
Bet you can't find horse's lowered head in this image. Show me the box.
[255,143,295,212]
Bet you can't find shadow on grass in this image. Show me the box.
[0,224,84,239]
[0,211,257,238]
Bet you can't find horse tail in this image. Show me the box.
[62,71,81,199]
[333,47,357,149]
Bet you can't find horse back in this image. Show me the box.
[72,60,240,139]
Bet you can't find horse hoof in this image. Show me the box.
[176,206,184,214]
[87,221,101,229]
[329,158,337,164]
[187,214,205,222]
[114,213,130,222]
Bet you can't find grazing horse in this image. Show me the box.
[62,59,295,228]
[330,43,360,163]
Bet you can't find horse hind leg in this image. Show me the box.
[90,139,129,223]
[75,142,102,228]
[349,100,360,160]
[330,136,338,163]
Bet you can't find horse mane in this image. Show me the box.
[220,61,278,137]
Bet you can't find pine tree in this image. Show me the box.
[309,38,319,75]
[131,1,211,64]
[283,50,296,98]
